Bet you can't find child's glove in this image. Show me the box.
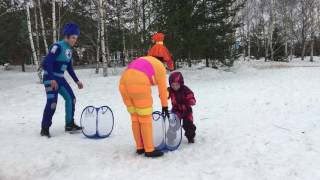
[162,107,170,119]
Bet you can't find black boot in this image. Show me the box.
[40,128,51,138]
[65,122,83,132]
[136,149,145,155]
[145,150,164,158]
[183,119,196,144]
[188,138,195,144]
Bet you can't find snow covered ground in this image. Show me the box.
[1,58,320,180]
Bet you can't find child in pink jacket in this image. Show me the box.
[168,72,196,143]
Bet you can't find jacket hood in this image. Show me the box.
[169,71,184,86]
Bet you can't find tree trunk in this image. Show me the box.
[116,0,126,67]
[142,0,146,50]
[26,5,42,82]
[256,36,260,59]
[99,0,108,77]
[37,0,48,54]
[188,52,191,67]
[122,29,126,67]
[95,20,100,74]
[269,0,275,61]
[262,14,268,62]
[57,1,61,40]
[310,37,314,62]
[247,7,251,60]
[284,0,288,60]
[33,1,43,82]
[248,36,251,60]
[52,0,56,43]
[301,40,306,61]
[33,1,41,61]
[205,57,209,67]
[241,26,246,61]
[290,40,294,61]
[300,1,307,61]
[22,63,25,72]
[309,2,316,62]
[265,38,269,62]
[133,0,139,35]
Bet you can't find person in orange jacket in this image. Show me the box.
[119,55,170,157]
[148,32,174,71]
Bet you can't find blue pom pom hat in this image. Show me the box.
[62,22,80,36]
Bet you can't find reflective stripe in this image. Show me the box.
[43,80,51,85]
[47,94,55,99]
[50,103,57,110]
[60,64,68,71]
[127,107,136,114]
[136,107,153,116]
[127,106,153,116]
[45,87,53,92]
[53,72,64,78]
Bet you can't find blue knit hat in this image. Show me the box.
[62,22,80,36]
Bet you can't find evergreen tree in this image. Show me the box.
[150,0,243,67]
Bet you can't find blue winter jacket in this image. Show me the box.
[42,40,79,82]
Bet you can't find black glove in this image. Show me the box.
[162,107,170,119]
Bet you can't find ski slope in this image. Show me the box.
[1,59,320,180]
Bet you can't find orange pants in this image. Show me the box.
[119,69,155,152]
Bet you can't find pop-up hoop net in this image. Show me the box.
[80,106,114,139]
[152,111,182,151]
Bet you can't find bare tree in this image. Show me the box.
[245,0,252,60]
[26,3,42,82]
[52,0,57,42]
[98,0,108,76]
[306,0,317,62]
[33,0,40,61]
[281,0,289,60]
[37,0,48,54]
[95,19,100,74]
[133,0,139,35]
[269,0,275,61]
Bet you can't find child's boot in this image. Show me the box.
[40,128,51,138]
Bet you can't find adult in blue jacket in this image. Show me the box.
[41,23,84,138]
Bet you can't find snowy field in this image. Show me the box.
[1,58,320,180]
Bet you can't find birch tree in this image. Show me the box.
[245,0,252,59]
[52,0,57,42]
[306,0,317,62]
[298,0,310,61]
[281,0,289,60]
[133,0,139,35]
[26,3,42,82]
[98,0,108,77]
[269,0,275,61]
[37,0,48,54]
[33,0,40,61]
[95,19,100,74]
